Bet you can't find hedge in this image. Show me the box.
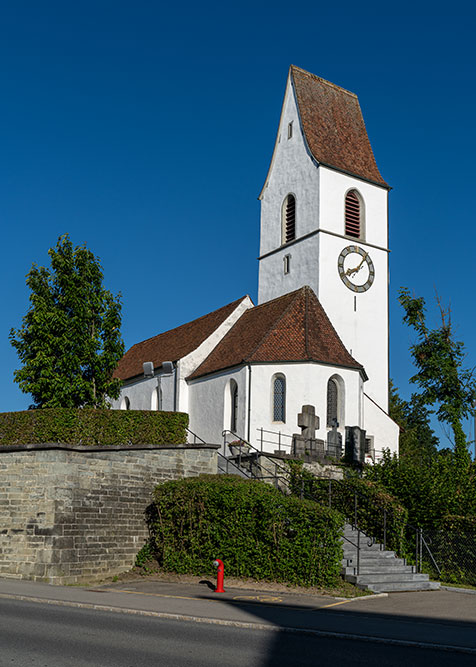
[143,475,344,587]
[0,408,189,446]
[287,462,407,555]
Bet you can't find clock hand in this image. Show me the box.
[345,255,367,277]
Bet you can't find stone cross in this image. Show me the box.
[297,405,320,440]
[293,405,321,458]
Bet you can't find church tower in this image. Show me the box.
[258,66,390,411]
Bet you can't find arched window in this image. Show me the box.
[120,396,130,410]
[326,379,338,427]
[230,380,238,432]
[345,190,363,239]
[151,387,161,411]
[282,194,296,244]
[273,375,286,422]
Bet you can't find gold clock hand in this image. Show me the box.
[345,253,367,277]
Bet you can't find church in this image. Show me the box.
[112,65,399,461]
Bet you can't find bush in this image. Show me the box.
[145,475,344,587]
[0,408,188,446]
[363,450,476,529]
[287,462,407,554]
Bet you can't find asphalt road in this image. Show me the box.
[1,596,476,667]
[1,578,476,665]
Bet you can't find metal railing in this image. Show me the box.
[256,428,293,454]
[191,427,439,578]
[255,427,342,460]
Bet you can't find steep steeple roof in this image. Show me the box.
[114,296,249,381]
[290,65,388,188]
[188,286,365,380]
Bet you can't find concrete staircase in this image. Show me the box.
[342,523,440,593]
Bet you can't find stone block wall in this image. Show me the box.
[0,444,218,584]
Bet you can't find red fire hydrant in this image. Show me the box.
[213,558,225,593]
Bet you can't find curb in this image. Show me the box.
[0,591,475,656]
[440,586,476,596]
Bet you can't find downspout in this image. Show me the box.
[247,364,252,442]
[173,362,178,412]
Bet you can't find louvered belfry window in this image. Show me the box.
[283,194,296,243]
[345,191,360,238]
[273,376,286,422]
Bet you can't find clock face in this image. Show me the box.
[338,245,375,292]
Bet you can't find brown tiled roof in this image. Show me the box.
[188,286,365,380]
[114,296,249,381]
[291,65,388,188]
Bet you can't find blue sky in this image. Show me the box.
[1,2,475,447]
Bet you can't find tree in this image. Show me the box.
[388,380,439,462]
[10,235,124,408]
[398,287,476,461]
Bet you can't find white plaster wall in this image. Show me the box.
[258,235,319,304]
[317,231,389,410]
[187,367,249,447]
[363,393,399,458]
[176,296,253,414]
[110,371,176,412]
[248,362,362,453]
[259,75,320,259]
[319,167,388,248]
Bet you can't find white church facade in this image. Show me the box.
[112,66,399,460]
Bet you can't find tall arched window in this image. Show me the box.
[120,396,130,410]
[282,194,296,244]
[326,379,338,427]
[230,380,238,432]
[273,375,286,422]
[345,190,363,239]
[151,387,161,411]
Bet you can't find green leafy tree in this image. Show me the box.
[10,235,124,408]
[388,380,439,462]
[398,287,476,462]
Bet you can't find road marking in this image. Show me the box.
[321,599,353,608]
[0,592,475,656]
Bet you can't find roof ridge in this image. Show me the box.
[244,287,307,362]
[129,295,249,348]
[290,65,357,99]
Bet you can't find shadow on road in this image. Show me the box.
[195,590,476,666]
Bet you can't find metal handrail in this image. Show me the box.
[193,427,440,578]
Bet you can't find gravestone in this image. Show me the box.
[345,426,366,464]
[292,405,323,458]
[327,418,343,458]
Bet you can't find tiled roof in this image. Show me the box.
[114,296,249,381]
[188,286,365,380]
[291,65,388,188]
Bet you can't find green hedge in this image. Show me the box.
[143,475,344,587]
[0,408,188,446]
[287,462,407,554]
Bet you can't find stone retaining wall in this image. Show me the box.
[0,443,218,584]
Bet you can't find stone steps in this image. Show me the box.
[342,523,440,593]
